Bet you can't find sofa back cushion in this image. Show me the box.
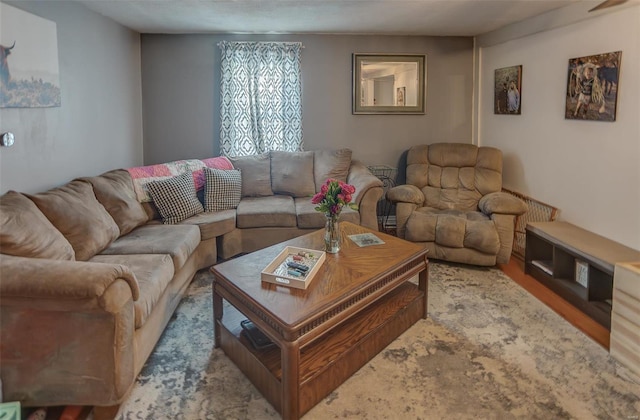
[27,181,120,261]
[0,191,75,260]
[270,150,315,197]
[83,169,149,236]
[229,153,273,197]
[313,148,352,192]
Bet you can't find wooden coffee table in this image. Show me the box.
[211,222,428,419]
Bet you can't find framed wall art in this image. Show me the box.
[565,51,621,121]
[494,65,522,115]
[0,3,61,108]
[396,86,406,106]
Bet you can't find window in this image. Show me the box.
[219,41,303,156]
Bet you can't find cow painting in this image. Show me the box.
[1,3,63,107]
[598,64,619,97]
[0,41,15,88]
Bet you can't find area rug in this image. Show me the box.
[114,263,639,419]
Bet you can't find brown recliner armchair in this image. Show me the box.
[387,143,527,266]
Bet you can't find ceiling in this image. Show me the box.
[74,0,612,37]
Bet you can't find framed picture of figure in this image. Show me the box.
[565,51,621,121]
[494,65,522,115]
[396,86,406,106]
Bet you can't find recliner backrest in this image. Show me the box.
[406,143,503,211]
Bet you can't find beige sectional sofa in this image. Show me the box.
[216,150,383,259]
[0,149,383,416]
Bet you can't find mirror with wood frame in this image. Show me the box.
[353,53,426,114]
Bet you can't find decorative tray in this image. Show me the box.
[261,246,326,289]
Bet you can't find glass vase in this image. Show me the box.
[324,214,341,253]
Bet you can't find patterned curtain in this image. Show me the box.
[219,41,304,156]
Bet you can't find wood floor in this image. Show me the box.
[499,257,610,349]
[379,224,609,349]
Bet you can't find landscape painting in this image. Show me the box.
[565,51,621,121]
[1,3,61,108]
[494,65,522,115]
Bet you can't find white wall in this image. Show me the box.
[478,6,639,250]
[141,34,474,179]
[0,1,143,194]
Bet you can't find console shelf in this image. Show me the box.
[525,221,640,330]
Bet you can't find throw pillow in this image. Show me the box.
[270,150,315,197]
[204,168,242,212]
[83,169,149,236]
[313,148,353,192]
[27,181,120,261]
[147,172,204,224]
[0,190,76,260]
[228,153,273,197]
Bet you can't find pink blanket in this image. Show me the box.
[127,156,233,202]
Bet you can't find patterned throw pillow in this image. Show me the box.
[204,168,242,212]
[147,172,204,224]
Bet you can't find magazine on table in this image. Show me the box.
[348,233,385,247]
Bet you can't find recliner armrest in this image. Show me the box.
[478,192,528,216]
[387,184,425,205]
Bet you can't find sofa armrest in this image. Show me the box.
[478,192,528,216]
[387,184,425,205]
[347,160,384,230]
[347,160,383,205]
[0,254,139,407]
[0,254,140,304]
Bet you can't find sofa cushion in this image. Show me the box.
[229,153,273,197]
[179,210,237,241]
[27,181,120,261]
[294,197,359,229]
[271,150,315,197]
[147,172,204,224]
[435,214,466,248]
[405,209,500,254]
[464,219,501,254]
[83,169,149,236]
[0,191,75,260]
[141,201,161,221]
[100,224,200,272]
[313,148,352,192]
[90,253,174,329]
[236,196,296,228]
[204,168,242,212]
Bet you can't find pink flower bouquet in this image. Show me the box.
[311,179,358,217]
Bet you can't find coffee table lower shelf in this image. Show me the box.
[217,281,424,417]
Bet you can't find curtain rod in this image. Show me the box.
[217,41,304,48]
